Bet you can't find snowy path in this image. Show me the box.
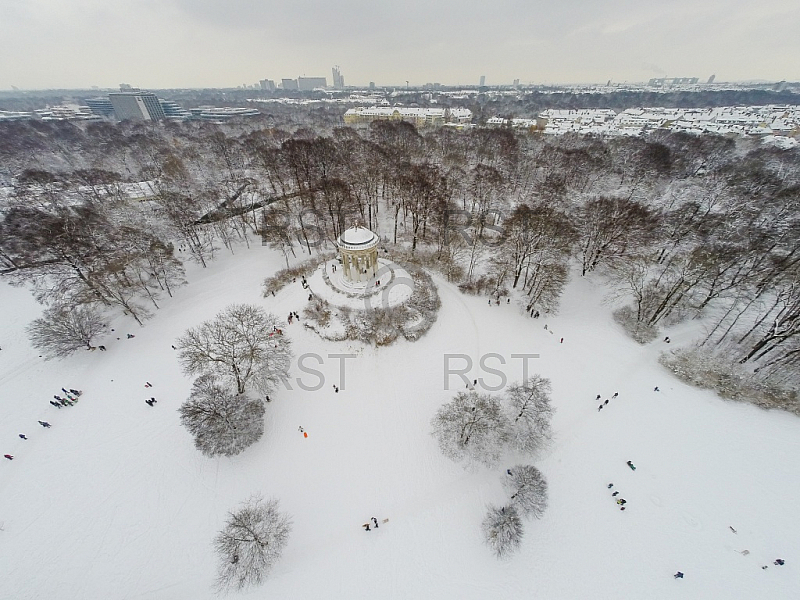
[1,246,798,599]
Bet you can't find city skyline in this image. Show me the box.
[1,0,799,90]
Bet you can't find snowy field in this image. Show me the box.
[1,242,798,599]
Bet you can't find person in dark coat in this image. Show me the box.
[19,434,27,440]
[4,454,13,460]
[50,401,62,409]
[38,421,51,428]
[371,517,379,528]
[674,572,684,579]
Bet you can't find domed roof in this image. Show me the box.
[338,225,378,248]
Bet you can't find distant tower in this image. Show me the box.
[332,66,345,90]
[479,75,486,87]
[707,74,716,84]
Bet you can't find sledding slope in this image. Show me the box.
[0,243,798,600]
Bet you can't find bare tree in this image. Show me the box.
[430,391,509,467]
[504,376,554,456]
[26,305,107,358]
[481,504,523,558]
[178,375,266,457]
[214,495,292,592]
[503,465,548,519]
[177,304,292,395]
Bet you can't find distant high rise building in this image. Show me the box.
[332,66,345,89]
[479,75,486,87]
[108,92,166,121]
[281,78,299,90]
[707,74,716,84]
[369,82,375,90]
[84,97,115,117]
[298,76,327,91]
[259,79,276,91]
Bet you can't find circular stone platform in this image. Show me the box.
[305,258,414,310]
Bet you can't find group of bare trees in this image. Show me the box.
[176,304,292,457]
[175,305,295,589]
[3,117,800,380]
[431,377,552,558]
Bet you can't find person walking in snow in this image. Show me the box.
[612,392,618,398]
[363,522,371,531]
[49,401,62,409]
[69,389,81,396]
[616,498,627,505]
[604,399,609,405]
[612,491,619,497]
[598,405,603,412]
[654,386,660,392]
[38,421,51,428]
[627,461,636,471]
[145,382,153,388]
[372,517,379,528]
[19,434,27,440]
[145,399,155,407]
[560,337,564,343]
[607,483,614,489]
[674,572,684,579]
[4,454,13,460]
[774,559,785,566]
[596,394,601,400]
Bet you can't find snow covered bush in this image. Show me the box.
[613,305,659,344]
[214,495,292,592]
[504,376,554,456]
[303,297,332,327]
[503,465,548,519]
[26,304,107,358]
[481,504,523,558]
[177,304,292,395]
[430,391,509,467]
[660,348,799,414]
[261,254,333,297]
[178,375,266,457]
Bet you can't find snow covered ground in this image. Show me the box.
[1,242,798,599]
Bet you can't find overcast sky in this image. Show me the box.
[1,0,799,90]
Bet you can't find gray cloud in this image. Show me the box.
[0,0,797,89]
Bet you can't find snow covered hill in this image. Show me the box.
[1,243,797,599]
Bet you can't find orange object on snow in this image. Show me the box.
[303,432,308,438]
